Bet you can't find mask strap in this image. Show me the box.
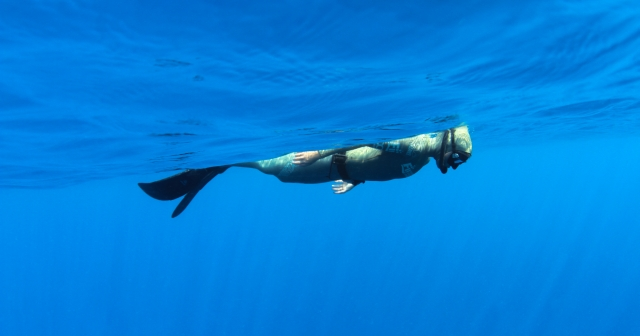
[439,129,450,174]
[451,128,456,152]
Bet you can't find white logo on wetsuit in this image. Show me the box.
[401,163,415,177]
[386,141,402,153]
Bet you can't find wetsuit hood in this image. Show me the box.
[437,126,472,174]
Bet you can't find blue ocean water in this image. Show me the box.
[1,0,640,335]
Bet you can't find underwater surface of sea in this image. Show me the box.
[2,0,640,335]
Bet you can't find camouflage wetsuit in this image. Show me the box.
[235,132,444,184]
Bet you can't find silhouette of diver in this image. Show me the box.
[139,126,472,217]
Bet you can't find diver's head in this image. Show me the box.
[436,125,472,174]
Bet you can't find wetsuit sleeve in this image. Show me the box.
[370,135,428,157]
[317,145,370,158]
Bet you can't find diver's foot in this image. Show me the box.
[332,180,355,194]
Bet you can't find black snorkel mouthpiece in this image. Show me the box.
[438,128,471,174]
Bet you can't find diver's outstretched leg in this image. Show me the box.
[138,153,327,218]
[232,153,332,184]
[231,153,296,176]
[138,165,229,218]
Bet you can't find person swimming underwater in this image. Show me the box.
[138,125,472,217]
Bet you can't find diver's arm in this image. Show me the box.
[292,151,322,166]
[316,145,367,157]
[293,145,369,166]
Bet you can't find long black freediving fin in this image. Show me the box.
[138,165,229,217]
[138,168,215,200]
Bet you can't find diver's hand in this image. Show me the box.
[293,151,321,166]
[332,180,355,194]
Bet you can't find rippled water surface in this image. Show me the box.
[2,0,639,187]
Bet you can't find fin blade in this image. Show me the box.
[138,168,214,201]
[171,166,228,217]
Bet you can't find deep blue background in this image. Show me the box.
[2,0,640,334]
[2,138,640,335]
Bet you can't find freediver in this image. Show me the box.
[138,125,473,217]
